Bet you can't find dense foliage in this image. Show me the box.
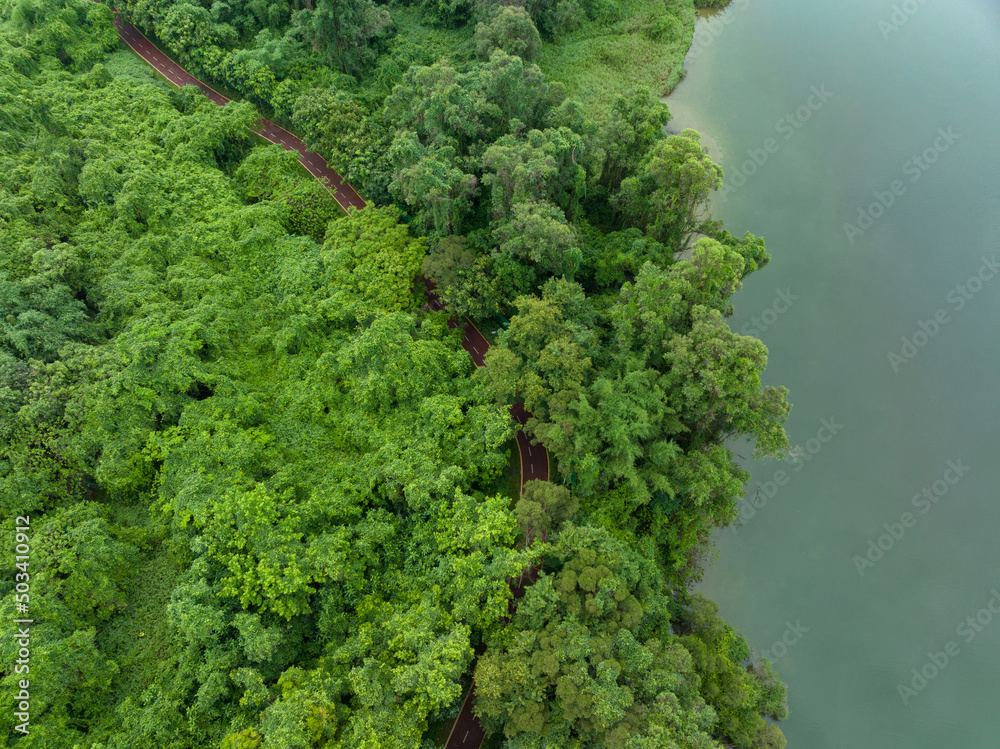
[0,1,792,748]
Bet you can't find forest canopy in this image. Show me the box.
[0,0,790,748]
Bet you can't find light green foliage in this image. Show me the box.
[231,28,306,80]
[235,144,343,240]
[516,479,578,542]
[319,205,426,316]
[679,595,788,749]
[0,4,791,748]
[477,279,596,409]
[10,0,118,70]
[158,2,238,68]
[0,12,525,746]
[0,242,91,362]
[0,506,132,740]
[202,484,322,620]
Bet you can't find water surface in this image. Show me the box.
[668,1,1000,746]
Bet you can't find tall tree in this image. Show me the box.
[474,6,542,62]
[293,0,392,76]
[614,129,723,252]
[596,88,671,192]
[388,133,479,236]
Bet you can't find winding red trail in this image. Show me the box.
[111,17,366,212]
[110,17,546,748]
[426,287,547,749]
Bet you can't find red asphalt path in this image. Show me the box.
[426,285,548,749]
[113,16,547,746]
[111,18,366,212]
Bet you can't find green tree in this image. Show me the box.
[292,0,392,76]
[421,0,471,27]
[234,144,342,241]
[291,87,392,201]
[494,199,581,280]
[30,503,139,628]
[388,133,478,235]
[516,479,578,543]
[475,523,724,748]
[474,6,542,62]
[679,595,788,749]
[614,129,723,252]
[317,205,427,318]
[383,52,554,160]
[482,127,586,222]
[481,244,790,563]
[158,1,238,71]
[524,0,582,39]
[0,242,92,363]
[421,235,477,291]
[596,88,671,192]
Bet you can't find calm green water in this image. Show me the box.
[667,0,1000,746]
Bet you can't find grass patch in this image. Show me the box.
[389,6,477,65]
[538,0,696,120]
[103,48,166,84]
[98,503,185,711]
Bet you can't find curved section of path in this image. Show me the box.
[110,16,546,748]
[111,18,366,212]
[425,288,550,485]
[426,284,547,749]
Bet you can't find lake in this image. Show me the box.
[666,0,1000,746]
